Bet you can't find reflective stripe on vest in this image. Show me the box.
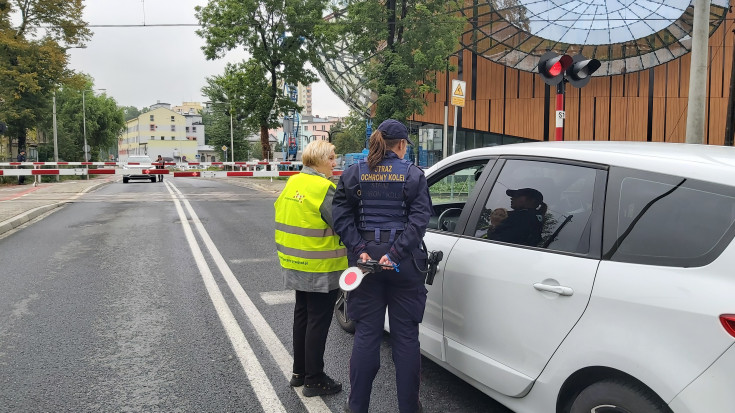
[274,173,347,273]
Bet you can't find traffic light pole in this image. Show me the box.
[555,81,565,141]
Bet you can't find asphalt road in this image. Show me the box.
[0,178,512,413]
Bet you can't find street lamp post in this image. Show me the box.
[82,88,106,160]
[52,91,59,181]
[230,104,234,164]
[51,46,86,181]
[82,88,106,179]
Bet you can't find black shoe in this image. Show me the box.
[289,373,304,387]
[302,375,342,397]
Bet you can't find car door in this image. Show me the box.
[419,157,496,362]
[442,157,606,397]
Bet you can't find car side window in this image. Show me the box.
[603,168,735,267]
[427,160,489,232]
[472,159,597,254]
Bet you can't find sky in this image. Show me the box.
[66,0,350,117]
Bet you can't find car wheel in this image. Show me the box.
[150,176,156,182]
[334,291,355,334]
[569,379,671,413]
[123,177,129,183]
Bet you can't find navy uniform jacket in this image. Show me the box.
[332,152,433,264]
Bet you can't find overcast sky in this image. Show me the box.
[67,0,350,117]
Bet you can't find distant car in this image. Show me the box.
[336,141,735,413]
[122,155,156,183]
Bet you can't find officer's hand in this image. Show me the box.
[378,255,394,270]
[359,252,372,263]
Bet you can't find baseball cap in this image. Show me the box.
[377,119,414,146]
[506,188,543,202]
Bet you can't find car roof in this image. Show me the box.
[427,141,735,187]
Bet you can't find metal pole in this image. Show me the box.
[685,0,709,144]
[555,81,566,141]
[82,90,89,179]
[443,61,449,160]
[452,106,458,155]
[230,107,234,164]
[53,91,59,181]
[443,105,449,159]
[725,29,735,146]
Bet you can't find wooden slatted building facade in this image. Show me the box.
[412,11,735,147]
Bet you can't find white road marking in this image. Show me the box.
[260,291,296,306]
[164,182,287,413]
[166,181,331,413]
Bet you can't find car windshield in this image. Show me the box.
[127,156,151,163]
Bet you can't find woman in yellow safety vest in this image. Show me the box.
[274,139,347,397]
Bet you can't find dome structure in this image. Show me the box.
[316,1,730,114]
[459,0,730,76]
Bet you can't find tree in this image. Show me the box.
[201,67,260,161]
[0,0,91,152]
[335,0,464,124]
[121,106,141,121]
[35,83,124,162]
[332,112,367,154]
[196,0,331,160]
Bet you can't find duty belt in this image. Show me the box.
[359,229,404,243]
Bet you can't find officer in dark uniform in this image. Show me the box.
[17,149,26,185]
[332,119,433,413]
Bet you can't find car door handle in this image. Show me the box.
[533,283,574,296]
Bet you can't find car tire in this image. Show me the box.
[334,291,355,334]
[569,379,672,413]
[123,177,129,183]
[150,176,156,182]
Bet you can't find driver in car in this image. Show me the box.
[489,188,546,247]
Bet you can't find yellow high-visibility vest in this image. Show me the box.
[274,173,347,273]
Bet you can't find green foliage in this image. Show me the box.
[35,82,124,162]
[196,0,330,160]
[121,106,141,121]
[200,103,256,162]
[334,0,465,124]
[331,111,368,154]
[0,0,90,151]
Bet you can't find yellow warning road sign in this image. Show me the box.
[451,79,466,107]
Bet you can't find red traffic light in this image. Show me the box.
[566,54,602,88]
[538,52,573,86]
[548,61,564,77]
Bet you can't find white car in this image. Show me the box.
[122,155,156,183]
[337,141,735,413]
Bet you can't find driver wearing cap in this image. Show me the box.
[489,187,547,246]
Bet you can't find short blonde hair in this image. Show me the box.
[302,139,335,168]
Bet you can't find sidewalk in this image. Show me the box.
[0,176,289,237]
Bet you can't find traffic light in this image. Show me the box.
[538,52,573,85]
[566,54,602,88]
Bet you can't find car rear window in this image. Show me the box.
[604,168,735,267]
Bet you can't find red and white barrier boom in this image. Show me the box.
[0,161,348,178]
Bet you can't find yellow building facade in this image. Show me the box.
[119,106,198,162]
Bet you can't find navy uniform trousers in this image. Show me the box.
[347,242,428,413]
